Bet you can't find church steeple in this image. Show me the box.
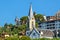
[29,4,34,18]
[28,4,35,31]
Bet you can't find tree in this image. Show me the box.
[0,27,3,34]
[35,22,38,28]
[5,37,19,40]
[8,24,13,28]
[4,23,8,28]
[12,28,19,34]
[33,12,45,22]
[34,14,45,22]
[18,24,27,31]
[20,16,28,25]
[4,23,13,34]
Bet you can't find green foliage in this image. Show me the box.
[51,38,60,40]
[20,16,28,24]
[0,27,3,34]
[8,24,26,35]
[40,38,50,40]
[0,37,4,40]
[12,28,19,34]
[33,38,60,40]
[18,24,27,31]
[4,23,8,28]
[32,38,40,40]
[34,14,45,22]
[35,22,38,28]
[19,36,31,40]
[0,37,60,40]
[5,36,30,40]
[5,37,19,40]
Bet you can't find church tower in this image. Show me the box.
[28,4,35,31]
[26,4,40,39]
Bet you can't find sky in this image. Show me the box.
[0,0,60,26]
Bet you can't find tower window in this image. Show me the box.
[32,22,34,27]
[32,18,34,20]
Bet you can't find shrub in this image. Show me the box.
[5,37,19,40]
[51,38,60,40]
[0,37,4,40]
[19,36,31,40]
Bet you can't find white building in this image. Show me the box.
[26,4,40,39]
[38,19,60,38]
[39,20,60,29]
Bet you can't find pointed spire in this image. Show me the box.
[29,4,34,18]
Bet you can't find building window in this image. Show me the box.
[33,33,36,36]
[32,22,34,27]
[27,32,29,35]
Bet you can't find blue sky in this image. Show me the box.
[0,0,60,26]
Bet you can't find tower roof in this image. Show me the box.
[29,4,34,18]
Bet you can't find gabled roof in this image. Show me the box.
[40,30,54,37]
[29,27,40,36]
[28,4,34,19]
[28,4,33,17]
